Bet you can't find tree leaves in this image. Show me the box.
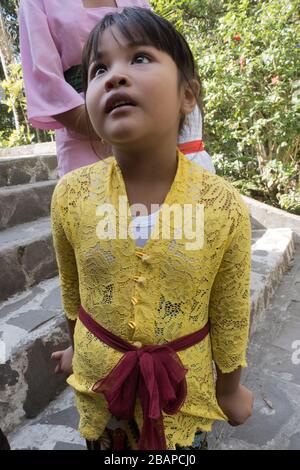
[151,0,300,213]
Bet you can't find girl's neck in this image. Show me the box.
[112,140,178,212]
[113,140,178,184]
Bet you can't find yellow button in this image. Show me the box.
[133,341,143,349]
[133,276,146,284]
[136,252,150,262]
[131,297,138,306]
[128,321,136,330]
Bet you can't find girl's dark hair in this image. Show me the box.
[82,7,204,134]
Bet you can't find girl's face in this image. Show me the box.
[86,26,194,148]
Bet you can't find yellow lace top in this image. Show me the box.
[51,150,251,448]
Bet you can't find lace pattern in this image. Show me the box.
[51,150,251,448]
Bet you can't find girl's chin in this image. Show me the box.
[104,130,145,146]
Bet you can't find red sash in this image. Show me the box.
[79,306,210,450]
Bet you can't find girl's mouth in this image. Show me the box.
[105,93,137,114]
[108,103,137,115]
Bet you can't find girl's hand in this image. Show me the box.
[217,384,253,426]
[51,346,73,375]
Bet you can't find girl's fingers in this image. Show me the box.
[228,419,239,426]
[51,351,62,360]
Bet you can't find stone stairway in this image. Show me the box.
[0,149,296,449]
[0,152,69,435]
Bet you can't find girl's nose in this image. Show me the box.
[105,75,129,92]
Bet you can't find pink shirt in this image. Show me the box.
[19,0,149,129]
[19,0,214,176]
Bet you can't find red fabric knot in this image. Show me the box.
[79,306,210,450]
[92,344,187,450]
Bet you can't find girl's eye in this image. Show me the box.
[91,53,151,78]
[94,64,107,77]
[134,54,151,64]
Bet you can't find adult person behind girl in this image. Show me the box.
[19,0,215,177]
[51,7,253,450]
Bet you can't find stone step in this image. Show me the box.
[1,228,295,442]
[0,277,69,435]
[0,153,57,187]
[0,180,57,230]
[8,387,85,450]
[0,142,56,158]
[250,228,295,334]
[0,217,57,302]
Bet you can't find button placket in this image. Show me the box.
[129,251,150,342]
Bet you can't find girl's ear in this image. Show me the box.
[180,79,200,116]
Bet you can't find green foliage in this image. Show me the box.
[151,0,300,214]
[1,0,20,55]
[0,62,50,146]
[1,63,25,115]
[0,125,33,147]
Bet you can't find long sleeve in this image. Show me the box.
[209,196,251,373]
[51,179,81,320]
[19,0,84,130]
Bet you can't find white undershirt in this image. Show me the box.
[130,209,160,247]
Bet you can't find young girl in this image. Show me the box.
[19,0,214,177]
[51,7,253,450]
